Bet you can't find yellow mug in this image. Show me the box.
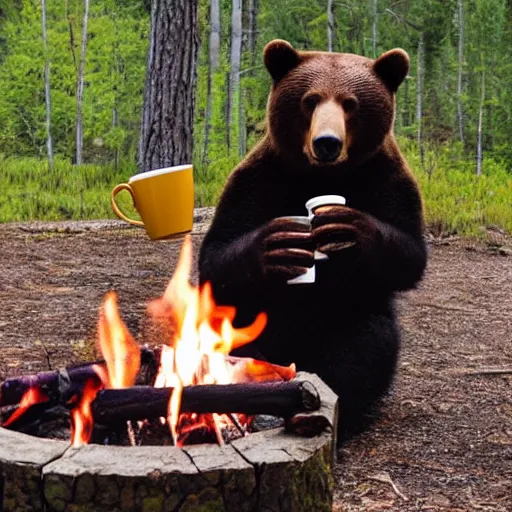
[111,164,194,240]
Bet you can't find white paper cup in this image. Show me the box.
[306,195,346,260]
[305,195,346,216]
[273,216,315,285]
[287,265,316,284]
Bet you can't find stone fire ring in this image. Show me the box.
[0,372,338,512]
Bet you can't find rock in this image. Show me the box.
[0,428,68,512]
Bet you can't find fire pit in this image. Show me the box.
[0,371,337,511]
[0,236,338,510]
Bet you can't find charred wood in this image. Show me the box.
[91,381,320,426]
[0,347,158,407]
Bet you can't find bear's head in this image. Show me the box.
[263,39,409,168]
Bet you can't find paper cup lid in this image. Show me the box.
[306,195,346,212]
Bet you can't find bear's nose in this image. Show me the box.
[312,135,343,163]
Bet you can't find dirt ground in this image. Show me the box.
[0,212,511,512]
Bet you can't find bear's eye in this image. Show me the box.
[342,96,359,113]
[302,93,321,112]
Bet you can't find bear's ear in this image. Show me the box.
[373,48,410,92]
[263,39,301,83]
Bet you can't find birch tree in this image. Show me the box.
[228,0,242,155]
[139,0,199,172]
[456,0,464,146]
[40,0,53,169]
[416,32,425,169]
[327,0,334,52]
[202,0,220,165]
[476,69,485,176]
[248,0,258,66]
[372,0,378,57]
[75,0,90,165]
[471,0,506,175]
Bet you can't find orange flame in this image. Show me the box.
[147,235,288,446]
[70,372,103,447]
[70,293,140,445]
[227,356,296,383]
[97,291,140,389]
[3,236,295,447]
[2,387,48,428]
[69,234,295,447]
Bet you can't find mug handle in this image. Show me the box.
[111,183,144,226]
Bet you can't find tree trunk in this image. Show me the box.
[75,0,90,166]
[210,0,220,70]
[111,5,121,170]
[456,0,464,146]
[139,0,199,173]
[64,0,77,72]
[112,106,119,169]
[238,86,246,156]
[372,0,378,57]
[41,0,53,170]
[476,69,485,176]
[416,33,425,171]
[327,0,334,52]
[225,70,231,150]
[202,0,220,166]
[139,0,156,167]
[402,76,410,127]
[248,0,258,67]
[228,0,242,155]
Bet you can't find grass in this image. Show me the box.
[0,155,137,222]
[0,154,236,223]
[401,139,512,238]
[1,145,511,240]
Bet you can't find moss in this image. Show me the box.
[177,487,225,512]
[44,474,73,507]
[141,492,165,512]
[74,474,96,504]
[95,477,120,506]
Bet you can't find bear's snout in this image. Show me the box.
[307,98,346,165]
[312,135,342,163]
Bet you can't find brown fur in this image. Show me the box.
[199,40,427,442]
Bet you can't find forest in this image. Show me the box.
[0,0,511,236]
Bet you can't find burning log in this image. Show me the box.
[91,380,320,426]
[0,347,158,408]
[0,364,101,408]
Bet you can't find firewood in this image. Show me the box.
[91,380,320,425]
[0,347,158,407]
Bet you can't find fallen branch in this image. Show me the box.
[91,381,320,425]
[368,472,408,502]
[463,368,512,377]
[413,302,479,314]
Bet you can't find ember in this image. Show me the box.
[1,235,299,447]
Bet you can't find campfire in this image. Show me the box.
[0,235,338,511]
[1,236,322,448]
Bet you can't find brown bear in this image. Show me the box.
[199,39,427,443]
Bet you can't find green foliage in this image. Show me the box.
[0,0,148,160]
[400,139,512,237]
[0,154,137,221]
[0,0,511,240]
[2,143,511,242]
